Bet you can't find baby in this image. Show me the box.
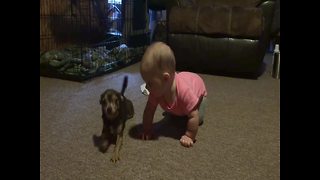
[139,41,207,148]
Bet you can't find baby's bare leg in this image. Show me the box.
[198,96,207,125]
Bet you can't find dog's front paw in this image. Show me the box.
[110,153,120,163]
[99,139,109,153]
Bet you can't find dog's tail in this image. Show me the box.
[121,76,128,96]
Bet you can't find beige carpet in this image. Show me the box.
[40,53,280,179]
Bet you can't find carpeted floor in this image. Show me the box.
[40,53,280,179]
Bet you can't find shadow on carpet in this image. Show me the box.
[128,114,189,141]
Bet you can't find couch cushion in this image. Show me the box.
[168,5,263,39]
[194,0,262,7]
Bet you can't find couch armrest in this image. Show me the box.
[257,0,275,6]
[257,0,275,36]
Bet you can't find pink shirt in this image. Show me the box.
[148,72,207,116]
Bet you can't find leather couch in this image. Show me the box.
[148,0,276,78]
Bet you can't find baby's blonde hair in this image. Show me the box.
[140,42,176,75]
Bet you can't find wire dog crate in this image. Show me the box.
[40,0,148,81]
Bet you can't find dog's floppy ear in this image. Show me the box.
[99,93,105,104]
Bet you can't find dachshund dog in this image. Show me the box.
[93,76,134,163]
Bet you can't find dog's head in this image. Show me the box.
[100,89,124,120]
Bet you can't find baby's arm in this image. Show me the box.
[180,109,199,147]
[141,100,157,140]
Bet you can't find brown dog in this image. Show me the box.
[93,76,134,163]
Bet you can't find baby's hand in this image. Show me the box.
[180,135,195,148]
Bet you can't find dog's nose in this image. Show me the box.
[107,107,112,114]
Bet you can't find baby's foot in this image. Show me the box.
[180,135,194,148]
[139,132,156,140]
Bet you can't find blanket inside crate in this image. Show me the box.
[40,44,146,81]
